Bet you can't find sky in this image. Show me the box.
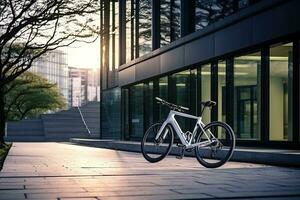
[66,38,100,69]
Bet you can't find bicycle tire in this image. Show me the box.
[195,121,235,168]
[141,123,174,163]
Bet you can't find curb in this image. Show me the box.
[70,138,300,168]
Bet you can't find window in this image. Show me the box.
[159,76,168,121]
[160,0,181,47]
[115,1,120,68]
[218,60,226,122]
[144,81,154,130]
[139,0,152,56]
[126,0,135,62]
[195,0,261,31]
[234,51,261,140]
[172,70,191,132]
[101,88,121,139]
[269,43,293,141]
[200,64,211,124]
[130,84,144,138]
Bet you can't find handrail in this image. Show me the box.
[77,106,91,136]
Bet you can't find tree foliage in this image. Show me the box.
[5,72,66,121]
[0,0,100,143]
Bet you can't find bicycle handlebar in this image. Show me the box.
[155,97,189,112]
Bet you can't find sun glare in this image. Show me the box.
[67,39,100,69]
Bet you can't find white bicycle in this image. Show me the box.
[141,97,235,168]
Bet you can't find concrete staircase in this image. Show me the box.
[5,102,100,142]
[79,101,100,137]
[6,119,45,142]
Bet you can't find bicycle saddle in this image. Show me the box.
[200,101,216,107]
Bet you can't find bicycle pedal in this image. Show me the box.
[186,148,193,152]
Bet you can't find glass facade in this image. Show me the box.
[200,64,211,124]
[195,0,260,31]
[101,0,262,88]
[173,70,190,132]
[124,41,298,145]
[101,88,121,139]
[160,0,181,47]
[269,43,293,141]
[130,84,144,138]
[159,76,168,121]
[234,51,261,140]
[139,0,152,56]
[101,0,300,147]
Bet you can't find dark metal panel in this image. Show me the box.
[152,0,160,50]
[252,0,300,45]
[119,66,136,86]
[160,46,185,74]
[293,40,300,142]
[261,47,270,143]
[184,35,214,67]
[215,18,252,57]
[136,56,160,82]
[211,62,218,122]
[181,0,195,37]
[120,0,126,65]
[226,58,234,128]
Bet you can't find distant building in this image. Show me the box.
[69,67,100,107]
[30,50,69,102]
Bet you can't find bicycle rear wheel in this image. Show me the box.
[141,123,174,163]
[195,121,235,168]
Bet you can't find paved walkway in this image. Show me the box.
[0,143,300,200]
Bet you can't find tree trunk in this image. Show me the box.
[0,86,6,144]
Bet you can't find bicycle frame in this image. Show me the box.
[155,110,217,149]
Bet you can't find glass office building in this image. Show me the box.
[100,0,300,148]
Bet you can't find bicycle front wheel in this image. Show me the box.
[195,121,235,168]
[141,123,174,163]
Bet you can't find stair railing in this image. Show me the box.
[77,106,92,136]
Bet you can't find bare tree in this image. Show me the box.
[0,0,100,144]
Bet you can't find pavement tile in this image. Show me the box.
[0,142,299,200]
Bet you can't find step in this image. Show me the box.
[7,130,44,136]
[5,135,46,142]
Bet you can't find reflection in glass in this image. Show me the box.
[201,64,211,124]
[139,0,152,56]
[160,0,171,46]
[130,84,144,138]
[234,51,261,140]
[171,0,181,41]
[115,1,119,68]
[126,0,135,62]
[159,77,168,121]
[173,70,190,132]
[144,81,154,130]
[195,0,260,31]
[102,88,121,139]
[270,43,293,141]
[218,60,226,122]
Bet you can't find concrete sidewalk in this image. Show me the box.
[70,138,300,167]
[1,142,300,200]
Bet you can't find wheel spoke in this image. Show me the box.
[141,123,174,163]
[195,122,235,168]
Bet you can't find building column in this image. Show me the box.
[152,0,160,50]
[261,47,270,143]
[180,0,195,37]
[119,0,126,65]
[293,40,300,142]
